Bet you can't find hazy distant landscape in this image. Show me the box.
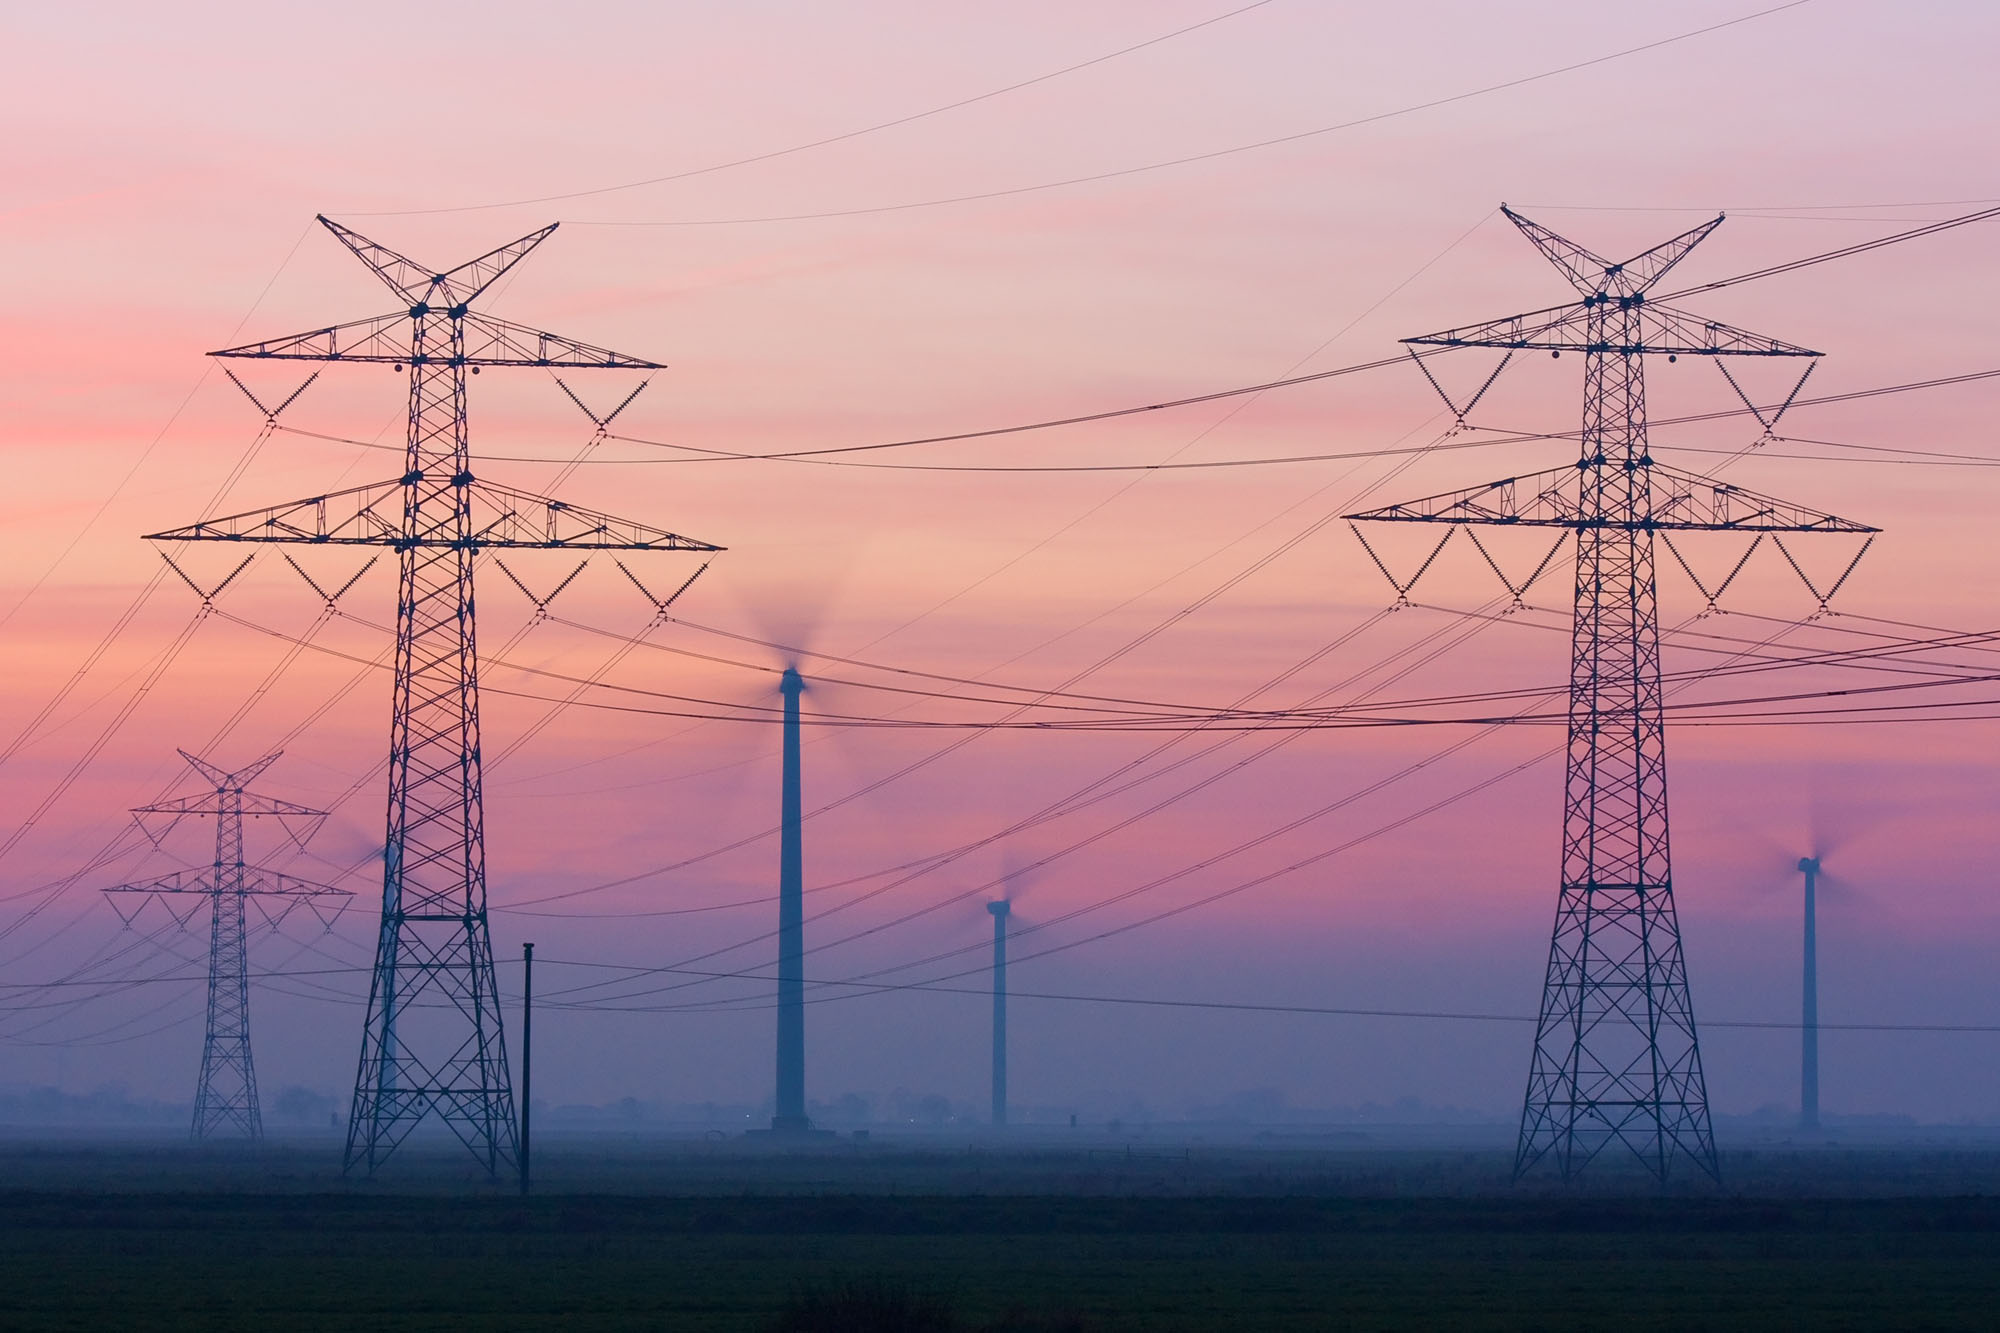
[3,1137,1999,1330]
[10,0,2000,1327]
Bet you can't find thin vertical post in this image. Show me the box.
[520,941,534,1195]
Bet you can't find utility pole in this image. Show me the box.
[149,218,722,1175]
[104,750,349,1139]
[1348,207,1875,1182]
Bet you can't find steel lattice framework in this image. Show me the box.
[1348,207,1876,1183]
[104,751,347,1139]
[149,218,720,1174]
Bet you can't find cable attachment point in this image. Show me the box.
[281,553,379,610]
[1408,348,1513,431]
[1716,358,1816,455]
[493,558,590,621]
[159,552,254,609]
[1465,530,1566,614]
[553,376,650,431]
[1772,534,1874,620]
[1349,523,1452,610]
[616,558,710,619]
[221,366,320,427]
[1661,533,1763,618]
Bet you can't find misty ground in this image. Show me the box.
[2,1131,1998,1330]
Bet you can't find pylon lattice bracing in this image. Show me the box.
[148,218,721,1174]
[103,751,347,1140]
[1348,207,1876,1183]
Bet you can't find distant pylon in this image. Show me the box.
[1348,207,1876,1182]
[103,750,349,1139]
[148,218,722,1173]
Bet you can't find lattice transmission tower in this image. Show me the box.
[104,750,348,1139]
[1348,207,1876,1182]
[149,218,721,1174]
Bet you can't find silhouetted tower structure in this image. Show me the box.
[103,751,348,1139]
[772,666,809,1132]
[148,218,721,1173]
[988,898,1010,1127]
[1348,207,1874,1182]
[1798,855,1821,1132]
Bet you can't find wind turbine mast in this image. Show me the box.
[1799,855,1821,1132]
[772,666,809,1133]
[988,898,1010,1128]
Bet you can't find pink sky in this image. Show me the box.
[2,0,1999,1123]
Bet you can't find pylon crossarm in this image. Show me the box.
[1604,213,1724,295]
[1404,301,1818,358]
[236,867,353,900]
[147,477,722,551]
[1501,206,1626,297]
[470,479,722,551]
[211,309,660,370]
[137,794,324,824]
[1345,465,1580,526]
[212,312,413,363]
[318,216,561,308]
[1647,465,1877,533]
[147,479,405,545]
[1505,206,1724,299]
[318,216,449,303]
[1348,463,1874,534]
[105,867,215,896]
[458,313,663,369]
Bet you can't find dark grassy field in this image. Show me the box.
[2,1142,1998,1330]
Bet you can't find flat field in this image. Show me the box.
[1,1142,1996,1331]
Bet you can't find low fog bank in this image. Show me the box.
[5,1080,1996,1151]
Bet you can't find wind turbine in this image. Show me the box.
[1798,853,1822,1133]
[1788,790,1886,1136]
[988,897,1010,1129]
[987,855,1039,1130]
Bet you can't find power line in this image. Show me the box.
[7,949,1997,1039]
[581,601,1839,1011]
[533,957,2000,1036]
[273,364,2000,472]
[565,2,1815,227]
[345,1,1283,216]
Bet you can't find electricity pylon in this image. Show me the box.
[104,750,348,1140]
[148,217,722,1174]
[1347,207,1876,1182]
